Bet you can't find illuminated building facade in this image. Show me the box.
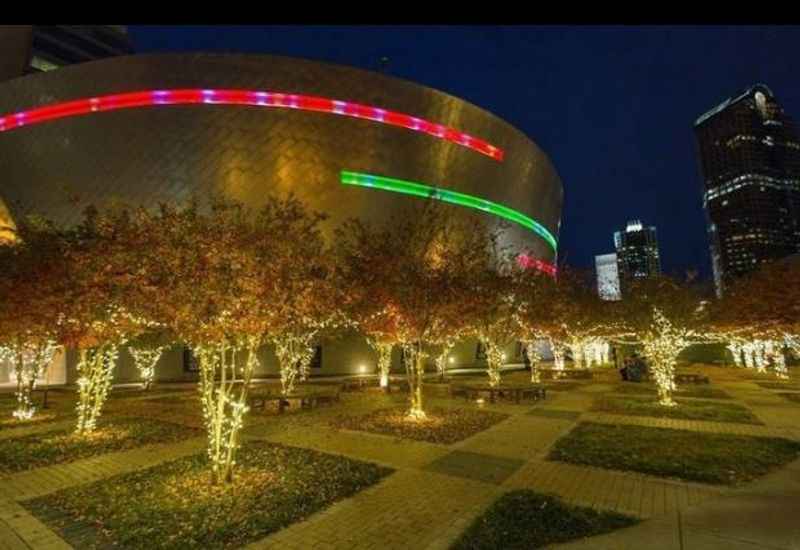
[614,220,661,294]
[595,253,621,301]
[0,53,563,383]
[694,84,800,296]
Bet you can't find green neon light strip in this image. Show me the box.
[340,171,557,252]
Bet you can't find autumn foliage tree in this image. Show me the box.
[335,204,489,418]
[0,217,69,420]
[712,260,800,378]
[60,207,159,435]
[513,266,555,383]
[615,275,709,406]
[466,249,520,387]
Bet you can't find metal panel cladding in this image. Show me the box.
[0,53,563,263]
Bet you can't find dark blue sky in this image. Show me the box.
[129,25,800,278]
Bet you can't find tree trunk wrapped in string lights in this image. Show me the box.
[129,345,167,390]
[640,308,687,407]
[524,341,542,383]
[617,275,708,408]
[482,339,505,387]
[0,218,70,422]
[551,339,567,370]
[0,341,57,420]
[75,344,120,434]
[403,343,427,420]
[727,340,744,367]
[196,339,259,484]
[433,338,456,382]
[336,203,495,420]
[368,340,393,388]
[274,335,315,396]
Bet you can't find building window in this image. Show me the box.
[30,56,60,72]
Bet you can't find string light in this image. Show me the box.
[0,341,57,421]
[639,307,696,407]
[75,344,120,434]
[195,337,259,484]
[524,341,542,383]
[403,343,427,420]
[367,340,393,389]
[129,345,167,390]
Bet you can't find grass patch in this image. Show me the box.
[452,489,638,550]
[549,422,800,485]
[331,406,508,444]
[27,441,391,549]
[0,393,78,431]
[592,395,761,424]
[0,417,201,473]
[778,393,800,404]
[756,381,800,391]
[614,383,731,400]
[106,387,195,400]
[543,382,583,392]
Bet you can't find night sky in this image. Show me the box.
[129,25,800,279]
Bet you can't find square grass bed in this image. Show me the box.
[778,392,800,404]
[613,382,731,400]
[592,395,761,424]
[549,422,800,485]
[0,392,76,431]
[331,406,509,444]
[27,441,392,549]
[452,489,638,550]
[0,417,201,473]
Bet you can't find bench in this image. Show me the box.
[33,387,51,409]
[313,386,342,406]
[675,373,710,385]
[457,384,547,404]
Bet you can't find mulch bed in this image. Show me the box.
[452,489,638,549]
[27,440,392,549]
[592,395,761,425]
[0,417,201,473]
[549,422,800,485]
[331,406,509,444]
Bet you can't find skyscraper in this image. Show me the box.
[595,253,621,301]
[694,84,800,296]
[0,26,132,82]
[614,220,661,293]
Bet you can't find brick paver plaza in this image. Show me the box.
[1,365,799,549]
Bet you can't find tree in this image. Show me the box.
[468,253,519,387]
[530,267,614,372]
[261,213,342,397]
[0,217,68,420]
[335,204,488,418]
[60,207,157,435]
[127,330,174,390]
[513,266,554,383]
[712,260,800,378]
[616,275,709,406]
[127,195,330,483]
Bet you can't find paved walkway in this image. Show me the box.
[0,366,797,549]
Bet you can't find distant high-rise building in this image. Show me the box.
[694,84,800,296]
[595,253,621,301]
[0,26,132,82]
[614,220,661,293]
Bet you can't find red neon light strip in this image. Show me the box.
[517,254,558,277]
[0,89,504,161]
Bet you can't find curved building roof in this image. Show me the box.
[0,53,563,266]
